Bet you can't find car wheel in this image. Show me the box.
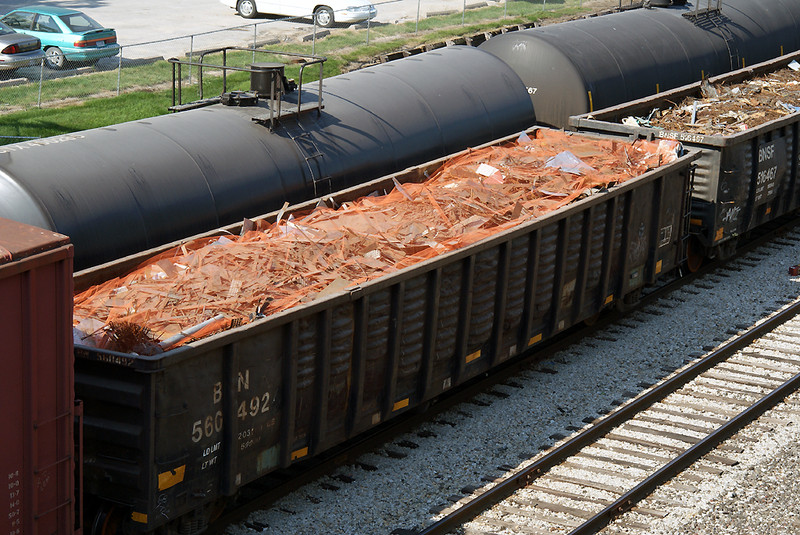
[237,0,257,18]
[314,6,335,27]
[45,47,66,69]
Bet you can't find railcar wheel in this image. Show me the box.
[685,236,705,273]
[89,504,124,535]
[237,0,257,18]
[314,6,335,27]
[583,311,602,326]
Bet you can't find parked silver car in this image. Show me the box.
[220,0,376,27]
[0,21,43,72]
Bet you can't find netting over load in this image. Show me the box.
[73,129,681,355]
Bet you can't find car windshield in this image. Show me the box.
[0,22,13,35]
[2,11,35,31]
[59,12,104,33]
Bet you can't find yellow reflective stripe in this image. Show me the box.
[392,398,410,411]
[157,465,186,491]
[528,333,542,346]
[465,350,481,363]
[291,447,308,460]
[131,512,148,523]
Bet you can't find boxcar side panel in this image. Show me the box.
[0,219,73,535]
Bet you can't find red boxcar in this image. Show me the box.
[0,218,74,535]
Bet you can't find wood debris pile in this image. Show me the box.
[73,129,680,355]
[625,63,800,136]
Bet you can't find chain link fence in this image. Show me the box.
[0,0,627,141]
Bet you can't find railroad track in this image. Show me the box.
[408,295,800,535]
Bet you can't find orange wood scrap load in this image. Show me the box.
[73,129,680,355]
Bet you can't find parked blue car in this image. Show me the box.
[1,6,119,69]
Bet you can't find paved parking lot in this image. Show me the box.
[0,0,479,58]
[0,1,233,46]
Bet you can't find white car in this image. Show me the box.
[221,0,377,27]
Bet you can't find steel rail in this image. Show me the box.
[414,297,800,535]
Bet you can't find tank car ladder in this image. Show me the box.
[683,0,741,72]
[283,121,333,199]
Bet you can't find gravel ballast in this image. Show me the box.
[632,396,800,535]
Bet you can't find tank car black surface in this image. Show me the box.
[478,0,800,127]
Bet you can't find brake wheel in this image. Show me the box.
[90,504,125,535]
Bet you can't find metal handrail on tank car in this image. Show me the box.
[168,47,326,121]
[684,0,722,17]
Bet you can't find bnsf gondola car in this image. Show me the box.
[71,128,697,534]
[570,50,800,270]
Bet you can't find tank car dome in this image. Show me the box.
[479,0,800,127]
[0,46,533,270]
